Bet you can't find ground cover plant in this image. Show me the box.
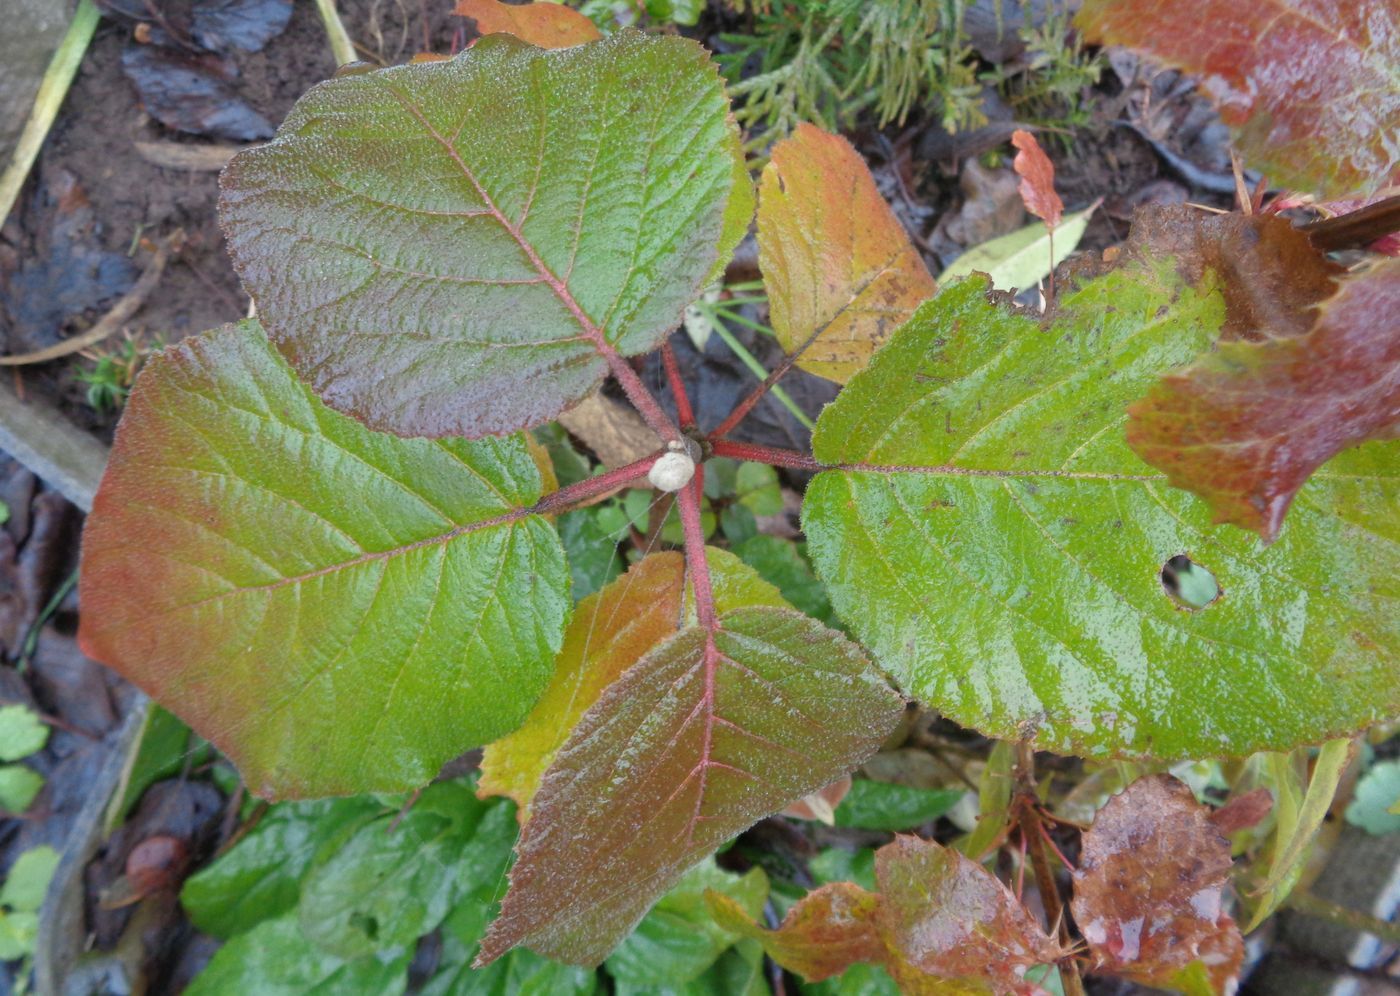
[68,0,1400,991]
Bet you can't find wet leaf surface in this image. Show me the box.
[758,123,936,384]
[1071,775,1244,994]
[79,321,570,798]
[220,30,749,437]
[121,45,274,141]
[708,881,883,982]
[456,0,601,48]
[803,260,1400,759]
[479,598,903,966]
[1077,0,1400,197]
[1128,257,1400,541]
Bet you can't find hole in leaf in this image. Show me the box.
[1160,555,1221,610]
[349,912,379,941]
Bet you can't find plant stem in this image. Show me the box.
[608,355,683,443]
[661,341,696,431]
[313,0,358,67]
[708,318,815,430]
[1015,745,1087,996]
[1286,890,1400,947]
[709,438,823,472]
[532,451,660,515]
[0,0,100,229]
[677,472,718,631]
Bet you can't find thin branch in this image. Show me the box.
[708,316,814,430]
[710,439,823,472]
[531,450,661,516]
[677,470,718,631]
[661,340,696,431]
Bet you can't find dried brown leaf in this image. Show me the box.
[1010,130,1062,230]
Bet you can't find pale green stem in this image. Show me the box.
[708,316,815,431]
[0,0,100,228]
[314,0,357,67]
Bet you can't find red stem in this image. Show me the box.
[610,356,681,443]
[709,438,823,472]
[532,450,660,515]
[677,470,718,631]
[661,340,696,431]
[710,351,801,438]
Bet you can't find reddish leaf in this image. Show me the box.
[456,0,601,48]
[706,882,883,982]
[876,835,1063,993]
[1128,258,1400,541]
[758,123,936,383]
[1071,775,1244,995]
[1010,130,1062,230]
[1076,0,1400,197]
[477,601,904,966]
[1111,204,1343,342]
[1210,788,1274,835]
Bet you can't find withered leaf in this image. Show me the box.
[1071,775,1244,994]
[456,0,601,49]
[706,882,883,982]
[1010,130,1062,230]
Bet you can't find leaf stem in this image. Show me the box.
[677,471,718,632]
[313,0,358,67]
[1286,889,1400,947]
[1015,745,1087,996]
[708,316,815,430]
[709,439,823,472]
[532,451,661,516]
[661,341,696,431]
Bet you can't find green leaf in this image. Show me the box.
[116,706,194,819]
[423,886,600,996]
[0,705,48,761]
[79,321,571,799]
[607,860,768,987]
[735,462,783,516]
[803,273,1400,760]
[0,911,38,961]
[1247,739,1356,930]
[557,507,623,601]
[832,779,964,832]
[938,203,1096,292]
[809,848,877,892]
[298,782,503,958]
[220,30,750,438]
[480,595,904,966]
[1,846,60,912]
[734,536,832,624]
[799,962,900,996]
[1348,760,1400,835]
[182,797,384,938]
[0,765,44,814]
[185,914,410,996]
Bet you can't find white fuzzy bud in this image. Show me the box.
[648,450,696,493]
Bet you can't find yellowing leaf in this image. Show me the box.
[938,203,1096,292]
[456,0,601,49]
[478,549,785,821]
[79,322,570,799]
[706,883,883,982]
[758,123,935,384]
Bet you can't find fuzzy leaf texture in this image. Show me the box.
[477,549,786,821]
[220,30,751,438]
[1072,776,1244,994]
[1076,0,1400,197]
[708,835,1062,993]
[78,321,570,798]
[455,0,601,48]
[758,123,936,384]
[1128,258,1400,541]
[802,264,1400,760]
[477,584,904,967]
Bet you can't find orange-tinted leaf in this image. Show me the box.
[705,882,883,981]
[1127,258,1400,541]
[758,123,936,384]
[1210,788,1274,835]
[477,600,904,966]
[456,0,601,48]
[1076,0,1400,197]
[1010,130,1062,230]
[876,836,1062,994]
[478,550,785,821]
[1071,775,1244,995]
